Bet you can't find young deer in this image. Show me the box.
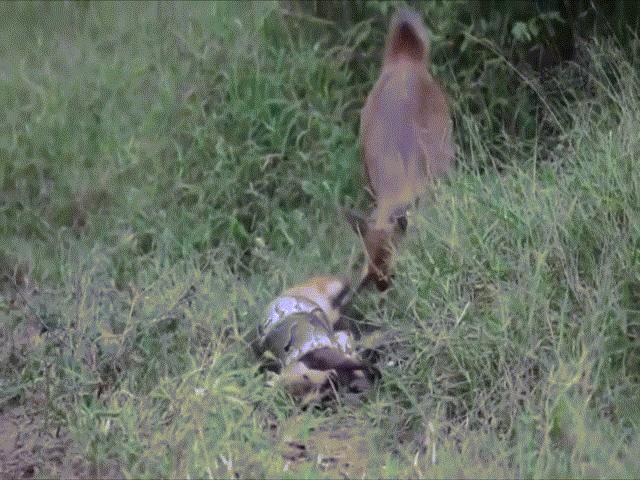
[258,275,373,399]
[347,8,454,291]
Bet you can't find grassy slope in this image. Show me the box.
[0,1,638,478]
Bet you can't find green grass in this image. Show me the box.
[1,1,639,478]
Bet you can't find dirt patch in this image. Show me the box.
[0,280,93,478]
[277,413,374,478]
[0,405,86,479]
[0,396,126,479]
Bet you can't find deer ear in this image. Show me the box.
[342,208,369,236]
[355,270,374,293]
[396,215,408,233]
[330,281,353,310]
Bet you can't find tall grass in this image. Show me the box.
[0,1,638,478]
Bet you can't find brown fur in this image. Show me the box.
[284,275,351,328]
[352,8,454,291]
[343,208,404,292]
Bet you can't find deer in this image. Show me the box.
[257,275,376,401]
[346,8,454,291]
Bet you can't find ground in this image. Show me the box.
[1,1,639,478]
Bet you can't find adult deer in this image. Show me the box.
[347,8,454,291]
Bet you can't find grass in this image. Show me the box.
[0,1,639,478]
